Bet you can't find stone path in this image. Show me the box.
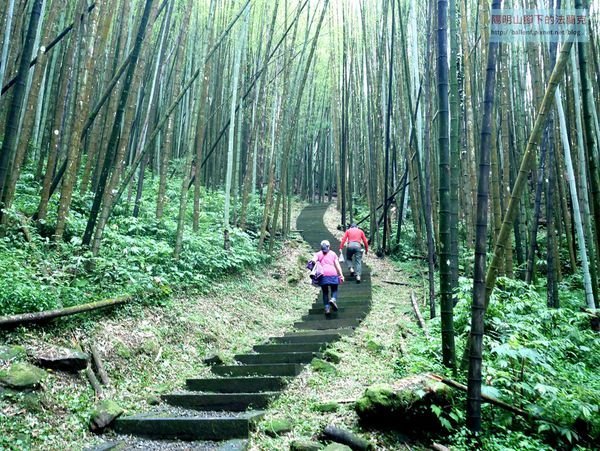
[96,204,372,450]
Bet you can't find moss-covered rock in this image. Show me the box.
[313,401,340,413]
[354,375,454,434]
[290,439,324,451]
[323,444,352,451]
[89,400,124,433]
[263,418,293,437]
[323,350,341,364]
[311,358,337,374]
[0,345,26,363]
[0,362,46,389]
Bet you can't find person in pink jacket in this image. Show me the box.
[339,223,368,283]
[312,240,344,314]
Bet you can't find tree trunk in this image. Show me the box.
[484,40,576,307]
[437,0,455,369]
[467,0,502,432]
[82,0,155,247]
[0,0,43,212]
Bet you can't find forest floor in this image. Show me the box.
[0,202,428,450]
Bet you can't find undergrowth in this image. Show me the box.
[0,165,267,316]
[402,275,599,450]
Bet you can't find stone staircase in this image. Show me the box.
[103,205,372,450]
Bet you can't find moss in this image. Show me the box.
[323,444,352,451]
[114,342,132,359]
[323,350,341,364]
[89,400,124,433]
[355,376,454,434]
[263,418,292,437]
[290,439,324,451]
[311,358,337,374]
[0,362,46,389]
[354,384,400,419]
[0,345,27,363]
[139,339,159,356]
[313,401,340,413]
[365,340,384,353]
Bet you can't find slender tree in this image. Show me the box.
[82,0,155,247]
[467,0,502,432]
[438,0,455,369]
[0,0,44,211]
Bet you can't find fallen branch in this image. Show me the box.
[90,344,110,386]
[322,425,373,450]
[410,291,430,338]
[383,280,409,286]
[428,374,533,419]
[85,364,103,398]
[0,295,132,328]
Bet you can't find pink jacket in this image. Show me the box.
[313,250,339,276]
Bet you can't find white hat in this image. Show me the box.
[320,240,330,247]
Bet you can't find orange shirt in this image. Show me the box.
[340,228,368,253]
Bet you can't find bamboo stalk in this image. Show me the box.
[0,296,132,328]
[429,373,533,419]
[410,291,430,338]
[85,365,103,398]
[484,40,575,307]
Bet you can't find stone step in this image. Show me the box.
[253,343,326,353]
[302,311,367,321]
[114,411,264,441]
[163,392,278,411]
[310,298,370,305]
[234,352,315,365]
[269,334,341,344]
[284,327,354,337]
[186,376,289,393]
[307,306,369,315]
[211,363,303,377]
[309,304,369,312]
[294,318,361,330]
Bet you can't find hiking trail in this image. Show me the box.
[95,204,372,450]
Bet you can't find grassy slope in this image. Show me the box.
[0,201,318,450]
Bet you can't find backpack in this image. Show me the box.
[307,255,324,286]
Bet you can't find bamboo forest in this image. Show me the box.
[0,0,599,449]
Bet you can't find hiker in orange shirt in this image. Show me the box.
[339,223,368,283]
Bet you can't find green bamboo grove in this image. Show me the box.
[0,0,599,435]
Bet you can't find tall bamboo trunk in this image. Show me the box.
[437,0,455,368]
[484,40,578,306]
[82,0,155,247]
[467,0,502,433]
[0,0,43,215]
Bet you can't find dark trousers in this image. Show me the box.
[321,284,339,306]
